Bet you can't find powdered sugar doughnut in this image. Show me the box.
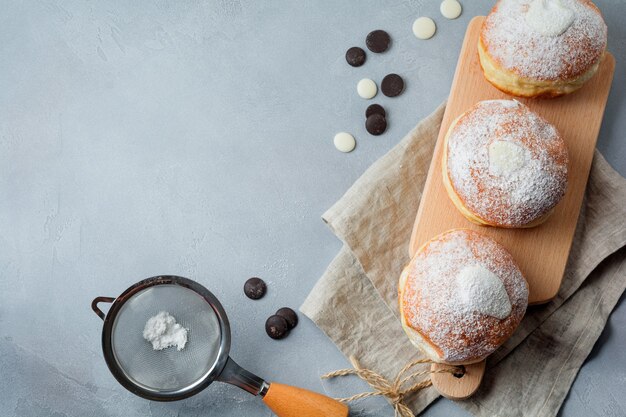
[399,229,528,365]
[443,99,568,228]
[479,0,607,98]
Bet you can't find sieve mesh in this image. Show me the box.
[110,284,222,393]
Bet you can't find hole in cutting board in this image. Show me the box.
[453,365,466,378]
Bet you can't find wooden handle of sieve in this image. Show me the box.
[262,382,349,417]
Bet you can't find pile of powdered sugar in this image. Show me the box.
[402,230,528,363]
[143,311,188,351]
[482,0,607,80]
[446,100,568,227]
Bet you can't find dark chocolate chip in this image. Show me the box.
[365,114,387,136]
[365,104,386,119]
[265,314,289,339]
[345,47,366,67]
[276,307,298,330]
[381,73,404,97]
[366,30,391,53]
[244,277,266,300]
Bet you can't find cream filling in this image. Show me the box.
[488,141,529,176]
[525,0,574,37]
[456,265,512,319]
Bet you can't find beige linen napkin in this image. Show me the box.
[300,103,626,417]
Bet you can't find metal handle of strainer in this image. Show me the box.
[217,357,269,396]
[91,296,115,320]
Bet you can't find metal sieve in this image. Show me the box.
[92,275,348,417]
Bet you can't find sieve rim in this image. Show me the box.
[100,275,231,401]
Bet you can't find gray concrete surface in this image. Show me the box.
[0,1,624,416]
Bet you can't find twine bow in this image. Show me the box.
[321,356,460,417]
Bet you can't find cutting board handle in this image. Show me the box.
[431,361,486,399]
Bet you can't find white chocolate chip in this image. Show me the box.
[412,17,437,40]
[334,132,356,153]
[440,0,462,20]
[357,78,377,99]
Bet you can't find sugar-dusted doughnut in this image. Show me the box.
[399,229,528,364]
[443,99,568,228]
[479,0,607,98]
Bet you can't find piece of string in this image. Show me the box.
[321,356,461,417]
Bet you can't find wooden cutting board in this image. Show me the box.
[409,16,615,305]
[408,16,614,400]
